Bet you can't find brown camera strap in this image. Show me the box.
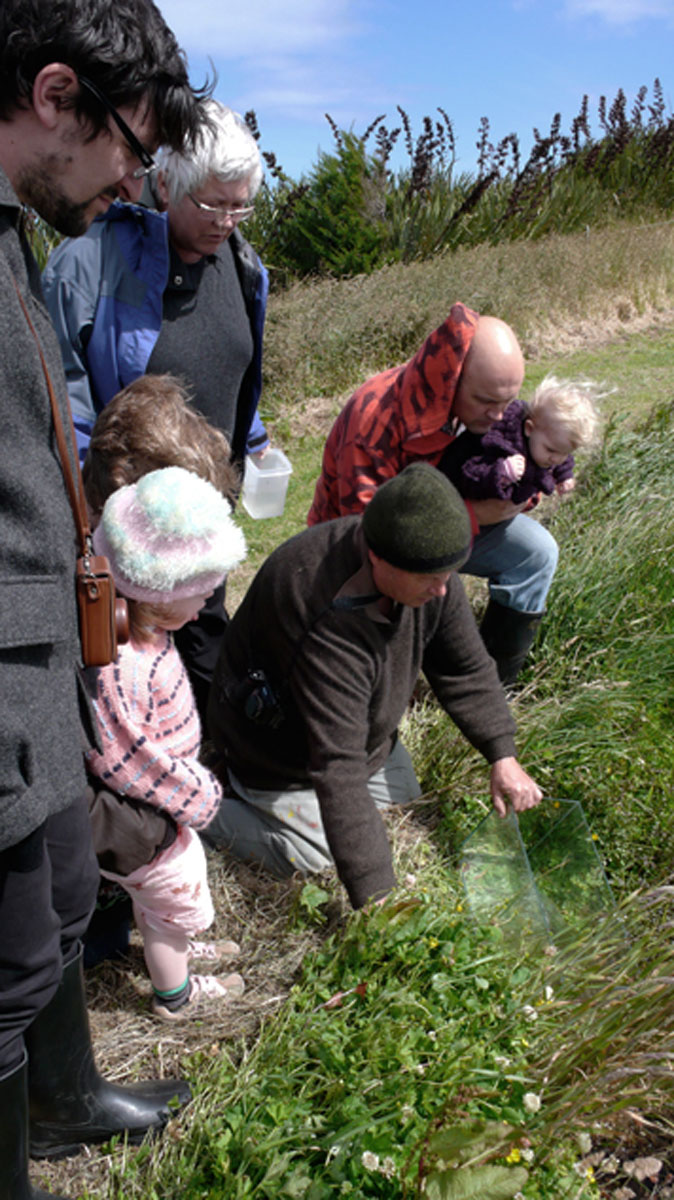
[12,274,92,556]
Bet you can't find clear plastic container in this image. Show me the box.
[241,448,293,519]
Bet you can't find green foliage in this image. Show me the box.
[424,1162,529,1200]
[257,132,388,279]
[422,1121,529,1200]
[292,881,332,927]
[427,1120,516,1165]
[106,875,674,1198]
[247,81,674,283]
[23,211,62,269]
[110,892,598,1197]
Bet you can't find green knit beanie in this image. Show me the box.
[362,463,472,572]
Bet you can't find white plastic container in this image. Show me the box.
[241,447,293,519]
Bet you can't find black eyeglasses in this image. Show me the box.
[78,75,156,179]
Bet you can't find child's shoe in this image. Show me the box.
[187,939,241,964]
[151,973,245,1022]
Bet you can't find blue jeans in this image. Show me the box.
[461,514,558,613]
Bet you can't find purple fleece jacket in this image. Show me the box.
[441,399,574,504]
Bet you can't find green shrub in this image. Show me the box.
[246,81,674,283]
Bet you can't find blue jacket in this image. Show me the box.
[42,201,269,464]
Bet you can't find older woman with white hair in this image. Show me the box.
[43,100,270,722]
[44,99,268,466]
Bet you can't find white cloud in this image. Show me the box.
[156,0,384,126]
[156,0,361,58]
[236,51,369,118]
[564,0,672,23]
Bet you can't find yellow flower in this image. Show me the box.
[506,1146,521,1164]
[428,937,439,948]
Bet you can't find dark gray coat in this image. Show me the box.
[0,167,88,851]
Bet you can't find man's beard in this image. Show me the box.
[17,159,112,238]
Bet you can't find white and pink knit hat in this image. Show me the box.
[93,466,247,603]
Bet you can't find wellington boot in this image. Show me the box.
[480,598,544,686]
[0,1054,70,1200]
[26,948,191,1160]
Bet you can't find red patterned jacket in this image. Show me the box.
[307,302,479,525]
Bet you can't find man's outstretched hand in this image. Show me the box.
[490,757,542,818]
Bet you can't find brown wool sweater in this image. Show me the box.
[209,516,516,908]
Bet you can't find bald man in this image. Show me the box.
[307,302,558,683]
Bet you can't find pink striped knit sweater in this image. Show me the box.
[86,631,222,828]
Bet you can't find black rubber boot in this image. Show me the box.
[0,1054,70,1199]
[26,949,191,1161]
[479,598,543,686]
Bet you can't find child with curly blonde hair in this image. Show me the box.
[441,375,603,506]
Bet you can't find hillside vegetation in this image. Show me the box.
[260,220,674,420]
[246,81,674,283]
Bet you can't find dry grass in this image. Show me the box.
[35,853,332,1196]
[261,220,674,414]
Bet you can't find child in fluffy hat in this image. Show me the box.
[87,466,247,1020]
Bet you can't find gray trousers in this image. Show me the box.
[201,739,421,877]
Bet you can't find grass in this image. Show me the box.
[247,83,674,280]
[258,221,674,419]
[56,874,674,1199]
[45,227,674,1199]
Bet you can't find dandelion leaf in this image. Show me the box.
[425,1163,529,1200]
[299,881,330,911]
[428,1119,514,1163]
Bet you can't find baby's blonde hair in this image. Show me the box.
[527,375,605,450]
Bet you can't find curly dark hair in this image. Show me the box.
[0,0,212,151]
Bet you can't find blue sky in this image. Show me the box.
[156,0,673,182]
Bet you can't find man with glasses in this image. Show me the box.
[44,99,270,726]
[0,2,209,1196]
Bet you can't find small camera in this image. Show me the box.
[232,668,285,729]
[76,554,129,668]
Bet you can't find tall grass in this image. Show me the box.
[259,221,674,417]
[246,81,674,282]
[398,403,674,897]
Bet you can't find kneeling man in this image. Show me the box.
[205,464,541,908]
